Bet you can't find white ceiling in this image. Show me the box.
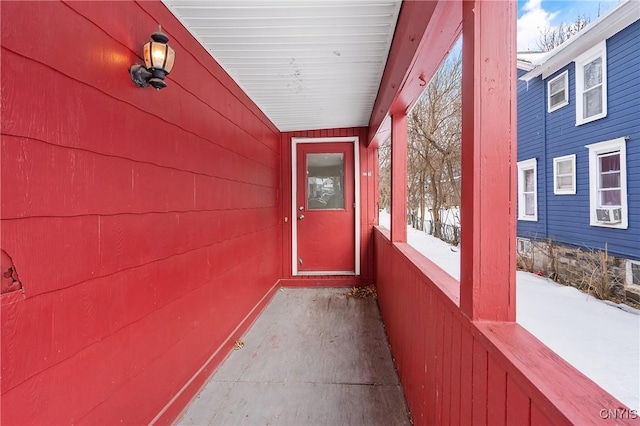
[163,0,402,132]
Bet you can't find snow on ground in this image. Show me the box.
[379,211,640,411]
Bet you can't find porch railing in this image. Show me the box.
[373,226,634,426]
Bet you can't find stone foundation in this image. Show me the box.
[517,238,629,301]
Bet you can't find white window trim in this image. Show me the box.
[575,41,607,126]
[517,158,537,221]
[553,154,576,195]
[547,71,569,113]
[586,137,627,229]
[626,260,640,289]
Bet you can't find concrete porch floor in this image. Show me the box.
[176,288,411,425]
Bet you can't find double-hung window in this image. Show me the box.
[586,138,627,228]
[517,159,537,221]
[575,41,607,125]
[553,154,576,194]
[547,71,568,112]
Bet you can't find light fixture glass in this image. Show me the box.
[129,27,175,90]
[144,36,175,72]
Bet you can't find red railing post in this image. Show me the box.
[460,0,517,321]
[390,113,408,243]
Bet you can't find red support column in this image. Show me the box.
[390,113,408,243]
[460,0,517,321]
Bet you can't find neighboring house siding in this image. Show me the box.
[517,21,640,261]
[516,69,546,238]
[608,22,640,259]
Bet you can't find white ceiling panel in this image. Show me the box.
[163,0,401,132]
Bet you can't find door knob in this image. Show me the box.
[298,214,305,220]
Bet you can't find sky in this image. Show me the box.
[517,0,622,51]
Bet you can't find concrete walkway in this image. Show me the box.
[176,288,411,425]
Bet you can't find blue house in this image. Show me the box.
[516,0,640,300]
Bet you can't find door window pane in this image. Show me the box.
[307,153,344,210]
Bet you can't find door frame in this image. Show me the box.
[291,136,361,276]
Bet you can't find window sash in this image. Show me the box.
[632,263,640,286]
[547,72,568,111]
[550,92,566,108]
[597,152,621,206]
[583,57,602,90]
[575,42,607,125]
[517,159,537,220]
[583,85,603,118]
[556,159,572,174]
[523,169,535,192]
[523,192,535,216]
[549,78,565,96]
[586,138,627,228]
[556,175,573,190]
[553,155,575,194]
[598,152,620,172]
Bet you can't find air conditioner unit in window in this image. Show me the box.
[596,207,622,224]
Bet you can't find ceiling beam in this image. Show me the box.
[367,0,462,147]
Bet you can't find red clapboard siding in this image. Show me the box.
[2,245,278,425]
[0,51,278,187]
[1,1,282,424]
[1,2,280,158]
[0,211,279,298]
[373,228,637,426]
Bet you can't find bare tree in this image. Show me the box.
[378,52,462,242]
[407,53,462,237]
[378,137,391,212]
[537,15,591,51]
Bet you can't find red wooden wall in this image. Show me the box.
[279,128,378,287]
[374,228,635,426]
[1,1,282,424]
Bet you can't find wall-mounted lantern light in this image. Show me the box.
[129,27,175,90]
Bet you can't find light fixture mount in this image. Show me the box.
[129,26,175,90]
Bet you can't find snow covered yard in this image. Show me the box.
[379,212,640,411]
